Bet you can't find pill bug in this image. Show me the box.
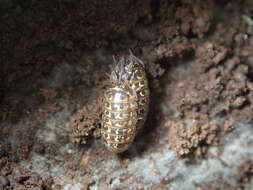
[102,64,138,153]
[116,52,150,130]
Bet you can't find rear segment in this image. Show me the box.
[102,86,138,153]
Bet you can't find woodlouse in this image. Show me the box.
[102,52,149,153]
[116,52,150,130]
[102,85,138,153]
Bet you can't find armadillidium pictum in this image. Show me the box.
[116,52,150,130]
[102,51,149,153]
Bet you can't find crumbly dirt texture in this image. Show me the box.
[165,41,251,155]
[1,0,253,189]
[69,98,102,145]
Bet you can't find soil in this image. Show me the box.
[0,0,253,189]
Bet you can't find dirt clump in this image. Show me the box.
[69,98,102,145]
[165,118,233,156]
[155,0,214,58]
[176,43,250,120]
[163,39,252,155]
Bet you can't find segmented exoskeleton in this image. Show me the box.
[102,60,138,153]
[102,51,149,153]
[102,85,138,153]
[115,52,150,130]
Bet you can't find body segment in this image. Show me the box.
[102,52,149,153]
[102,86,138,153]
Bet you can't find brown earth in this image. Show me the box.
[1,0,253,189]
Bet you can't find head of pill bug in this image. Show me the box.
[110,53,145,83]
[109,59,128,85]
[126,53,145,69]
